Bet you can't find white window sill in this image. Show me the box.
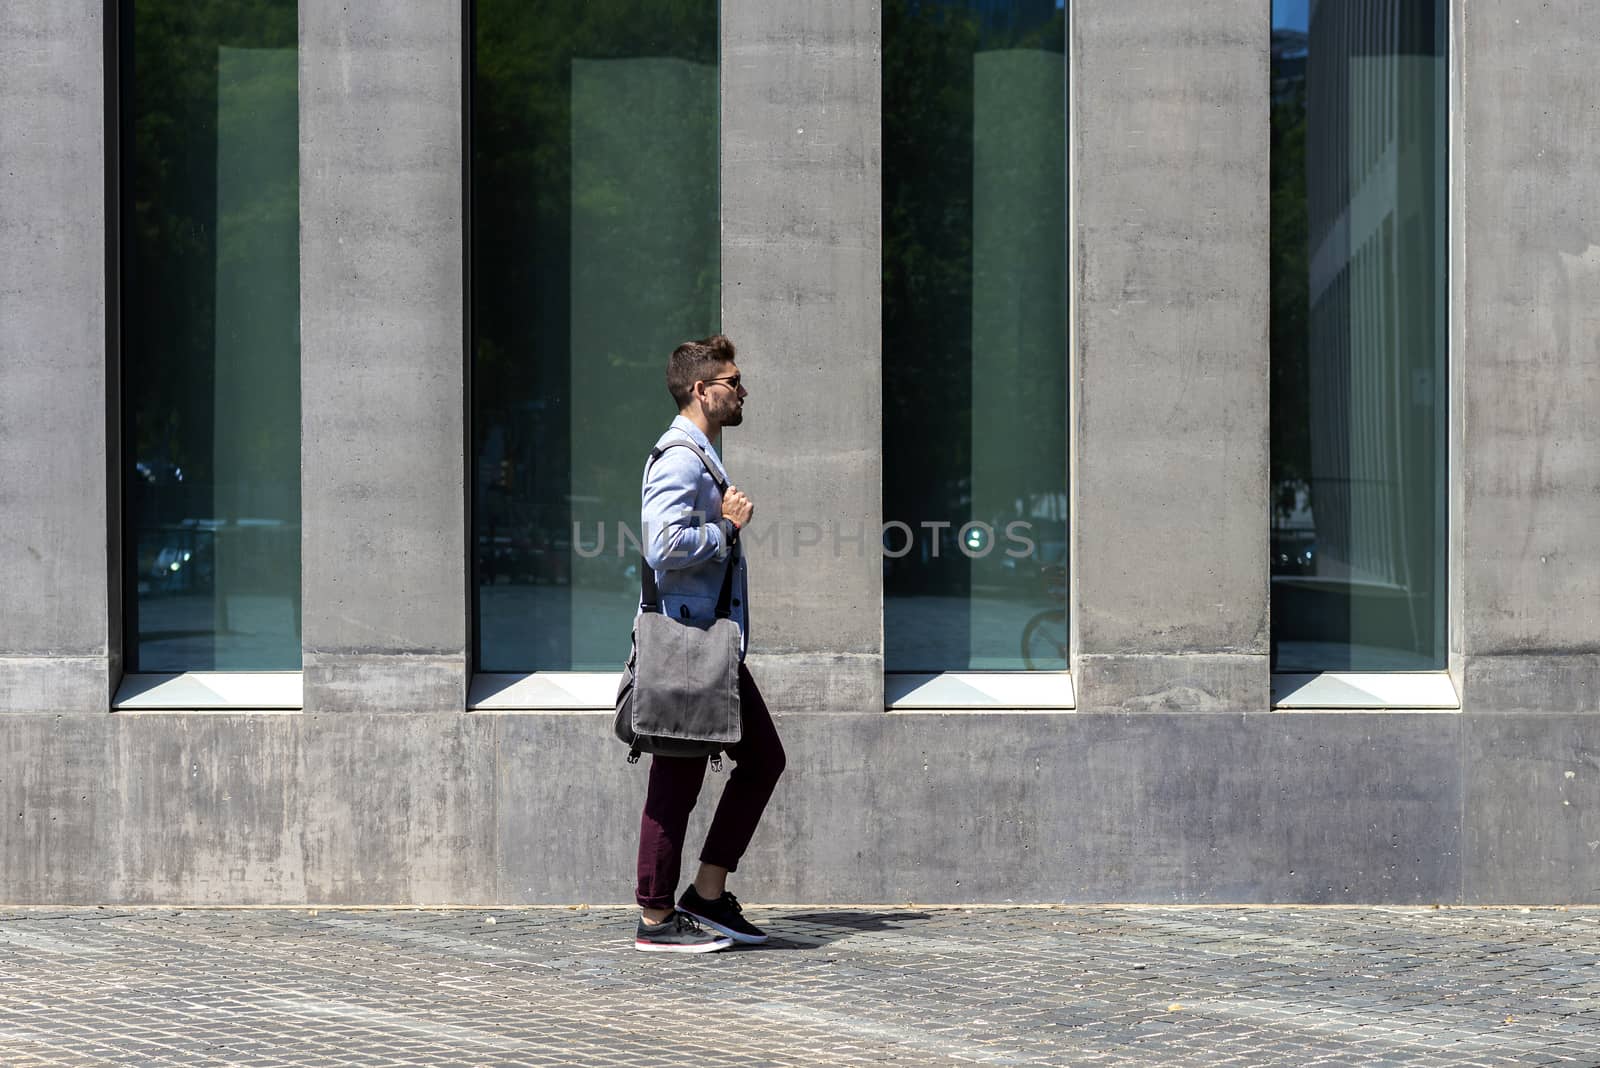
[113,672,303,711]
[886,672,1075,711]
[468,671,1077,712]
[1270,671,1459,711]
[468,672,618,711]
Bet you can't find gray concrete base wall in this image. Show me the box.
[4,704,1598,906]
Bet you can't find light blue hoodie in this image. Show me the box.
[639,415,750,659]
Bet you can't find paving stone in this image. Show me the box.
[0,906,1596,1065]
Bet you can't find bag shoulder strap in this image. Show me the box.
[640,438,739,617]
[649,437,728,491]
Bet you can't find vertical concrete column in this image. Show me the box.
[0,1,115,712]
[1071,0,1270,711]
[300,2,465,712]
[1456,0,1600,714]
[722,1,883,711]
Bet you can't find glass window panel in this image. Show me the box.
[472,2,719,672]
[122,1,301,671]
[883,0,1068,672]
[1270,0,1447,672]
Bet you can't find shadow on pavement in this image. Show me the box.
[751,910,936,950]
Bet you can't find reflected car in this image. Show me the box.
[144,537,214,594]
[1271,534,1316,575]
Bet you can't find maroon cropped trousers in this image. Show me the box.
[635,664,786,910]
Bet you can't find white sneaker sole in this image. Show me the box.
[679,909,769,945]
[634,936,734,953]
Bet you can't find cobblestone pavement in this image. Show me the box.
[0,905,1598,1066]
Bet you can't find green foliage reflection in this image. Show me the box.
[472,0,719,670]
[883,0,1067,671]
[123,0,299,670]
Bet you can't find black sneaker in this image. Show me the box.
[677,887,769,945]
[634,910,734,953]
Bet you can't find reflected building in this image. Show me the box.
[1275,0,1446,670]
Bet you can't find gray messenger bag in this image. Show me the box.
[614,440,742,764]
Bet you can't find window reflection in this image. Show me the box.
[883,0,1068,671]
[123,3,301,671]
[472,2,719,672]
[1270,0,1447,671]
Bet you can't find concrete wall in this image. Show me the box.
[0,0,1597,905]
[1071,0,1270,713]
[723,0,884,713]
[0,1,115,712]
[1456,0,1600,714]
[299,0,467,713]
[1453,0,1600,903]
[0,708,1469,905]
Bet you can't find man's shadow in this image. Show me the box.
[743,910,934,951]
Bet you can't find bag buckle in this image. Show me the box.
[710,754,723,773]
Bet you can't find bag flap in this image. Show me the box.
[631,613,742,744]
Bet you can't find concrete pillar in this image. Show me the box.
[722,1,883,711]
[1071,0,1270,711]
[1458,0,1600,903]
[0,1,115,712]
[299,2,466,712]
[1455,0,1600,717]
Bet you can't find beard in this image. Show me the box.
[716,397,744,427]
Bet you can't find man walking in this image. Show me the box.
[633,334,786,953]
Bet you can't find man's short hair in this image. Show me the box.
[666,334,737,409]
